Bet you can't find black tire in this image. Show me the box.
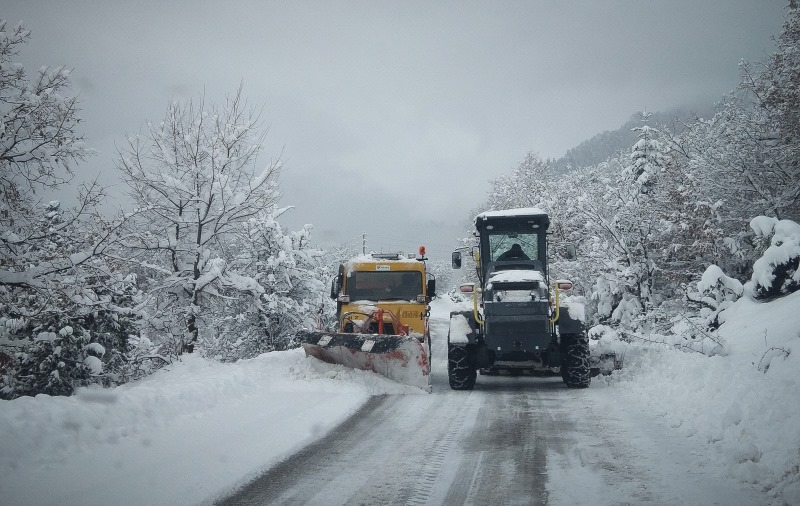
[448,344,476,390]
[561,332,591,389]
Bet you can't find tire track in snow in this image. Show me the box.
[442,377,567,506]
[214,394,392,506]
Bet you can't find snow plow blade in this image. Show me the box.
[297,330,431,392]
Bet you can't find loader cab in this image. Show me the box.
[475,209,550,287]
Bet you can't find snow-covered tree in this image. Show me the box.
[684,4,800,224]
[117,87,283,355]
[571,119,672,329]
[486,152,552,208]
[0,21,140,398]
[743,2,800,152]
[202,208,328,360]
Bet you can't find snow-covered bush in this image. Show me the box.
[746,216,800,299]
[8,325,93,397]
[687,264,743,329]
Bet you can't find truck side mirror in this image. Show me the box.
[330,264,345,300]
[329,277,339,300]
[427,279,436,299]
[452,251,462,269]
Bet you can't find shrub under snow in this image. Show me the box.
[746,216,800,300]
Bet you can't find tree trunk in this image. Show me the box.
[184,313,197,353]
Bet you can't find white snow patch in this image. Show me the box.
[448,314,472,344]
[750,215,779,238]
[697,264,743,296]
[560,295,586,323]
[84,342,106,356]
[486,269,544,289]
[83,355,103,375]
[476,207,547,220]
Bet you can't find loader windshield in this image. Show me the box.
[488,232,539,262]
[345,271,423,301]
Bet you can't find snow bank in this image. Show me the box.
[610,290,800,503]
[0,349,420,506]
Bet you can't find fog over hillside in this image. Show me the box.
[551,105,717,173]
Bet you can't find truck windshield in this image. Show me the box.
[346,271,423,301]
[488,232,539,261]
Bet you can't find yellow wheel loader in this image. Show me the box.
[449,208,621,390]
[296,249,435,392]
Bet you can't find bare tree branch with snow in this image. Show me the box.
[117,86,282,353]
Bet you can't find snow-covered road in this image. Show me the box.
[216,314,770,506]
[3,295,795,505]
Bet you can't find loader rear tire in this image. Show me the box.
[561,332,590,389]
[448,344,476,390]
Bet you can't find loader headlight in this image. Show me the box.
[338,294,351,303]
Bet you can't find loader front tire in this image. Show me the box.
[561,332,590,389]
[448,344,476,390]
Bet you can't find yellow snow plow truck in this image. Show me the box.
[296,249,435,392]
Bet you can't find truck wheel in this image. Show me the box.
[561,332,590,389]
[448,344,476,390]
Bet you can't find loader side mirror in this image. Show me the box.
[427,279,436,299]
[452,251,462,269]
[564,243,577,260]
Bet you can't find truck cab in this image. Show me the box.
[331,252,435,338]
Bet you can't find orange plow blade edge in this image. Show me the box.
[297,330,431,392]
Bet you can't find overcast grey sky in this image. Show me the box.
[3,1,788,259]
